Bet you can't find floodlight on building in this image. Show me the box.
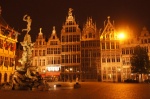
[118,32,125,40]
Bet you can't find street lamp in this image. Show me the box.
[118,32,126,40]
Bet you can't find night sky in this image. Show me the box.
[1,0,150,42]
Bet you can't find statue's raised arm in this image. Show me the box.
[22,14,32,34]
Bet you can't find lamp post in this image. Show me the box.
[117,67,121,82]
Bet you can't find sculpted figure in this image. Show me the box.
[68,8,73,16]
[22,15,32,33]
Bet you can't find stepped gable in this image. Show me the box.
[140,27,150,37]
[101,16,117,40]
[47,26,61,45]
[82,17,99,40]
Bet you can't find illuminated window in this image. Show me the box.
[122,48,125,54]
[42,59,45,66]
[47,48,50,54]
[107,58,110,62]
[102,43,105,49]
[43,50,46,56]
[39,41,42,45]
[111,42,114,49]
[35,59,37,66]
[50,41,57,45]
[89,33,92,38]
[39,59,41,66]
[126,49,129,54]
[39,50,42,56]
[77,54,80,63]
[106,42,110,49]
[102,58,106,63]
[112,58,115,62]
[35,50,38,56]
[0,39,3,48]
[106,34,109,38]
[116,42,119,49]
[116,57,120,62]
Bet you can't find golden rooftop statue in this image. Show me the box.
[22,14,32,34]
[68,8,73,16]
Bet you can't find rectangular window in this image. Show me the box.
[112,58,115,62]
[122,48,125,54]
[39,50,42,56]
[47,48,50,54]
[126,49,129,54]
[102,43,105,49]
[77,54,80,63]
[116,42,119,49]
[107,58,110,62]
[65,27,68,32]
[35,50,38,56]
[35,59,37,66]
[106,42,110,49]
[116,57,120,62]
[43,50,46,56]
[111,42,115,49]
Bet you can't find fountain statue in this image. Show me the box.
[0,15,49,91]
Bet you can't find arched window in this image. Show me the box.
[4,73,7,82]
[106,34,109,38]
[89,33,92,38]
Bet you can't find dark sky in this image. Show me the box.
[1,0,150,42]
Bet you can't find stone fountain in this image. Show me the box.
[0,15,49,91]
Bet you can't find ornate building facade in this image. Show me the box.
[81,17,100,81]
[60,8,81,82]
[32,27,61,81]
[31,8,150,82]
[0,8,18,83]
[100,16,122,82]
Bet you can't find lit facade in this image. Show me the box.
[32,27,61,81]
[81,17,100,81]
[100,16,122,82]
[31,8,150,82]
[0,9,18,83]
[60,8,81,82]
[121,27,150,81]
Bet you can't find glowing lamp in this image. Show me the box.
[118,32,125,39]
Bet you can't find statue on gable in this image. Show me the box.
[68,8,73,16]
[22,14,32,34]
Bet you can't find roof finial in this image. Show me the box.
[107,16,110,21]
[52,26,56,34]
[39,28,42,35]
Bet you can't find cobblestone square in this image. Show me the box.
[1,82,150,99]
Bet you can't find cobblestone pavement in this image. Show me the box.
[0,82,150,99]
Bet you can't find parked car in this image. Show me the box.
[144,79,150,83]
[124,79,139,83]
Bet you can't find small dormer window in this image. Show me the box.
[93,34,95,38]
[39,41,42,45]
[69,21,73,25]
[53,36,55,39]
[144,39,147,43]
[144,33,146,36]
[111,34,114,38]
[106,34,109,38]
[89,33,92,38]
[85,35,87,38]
